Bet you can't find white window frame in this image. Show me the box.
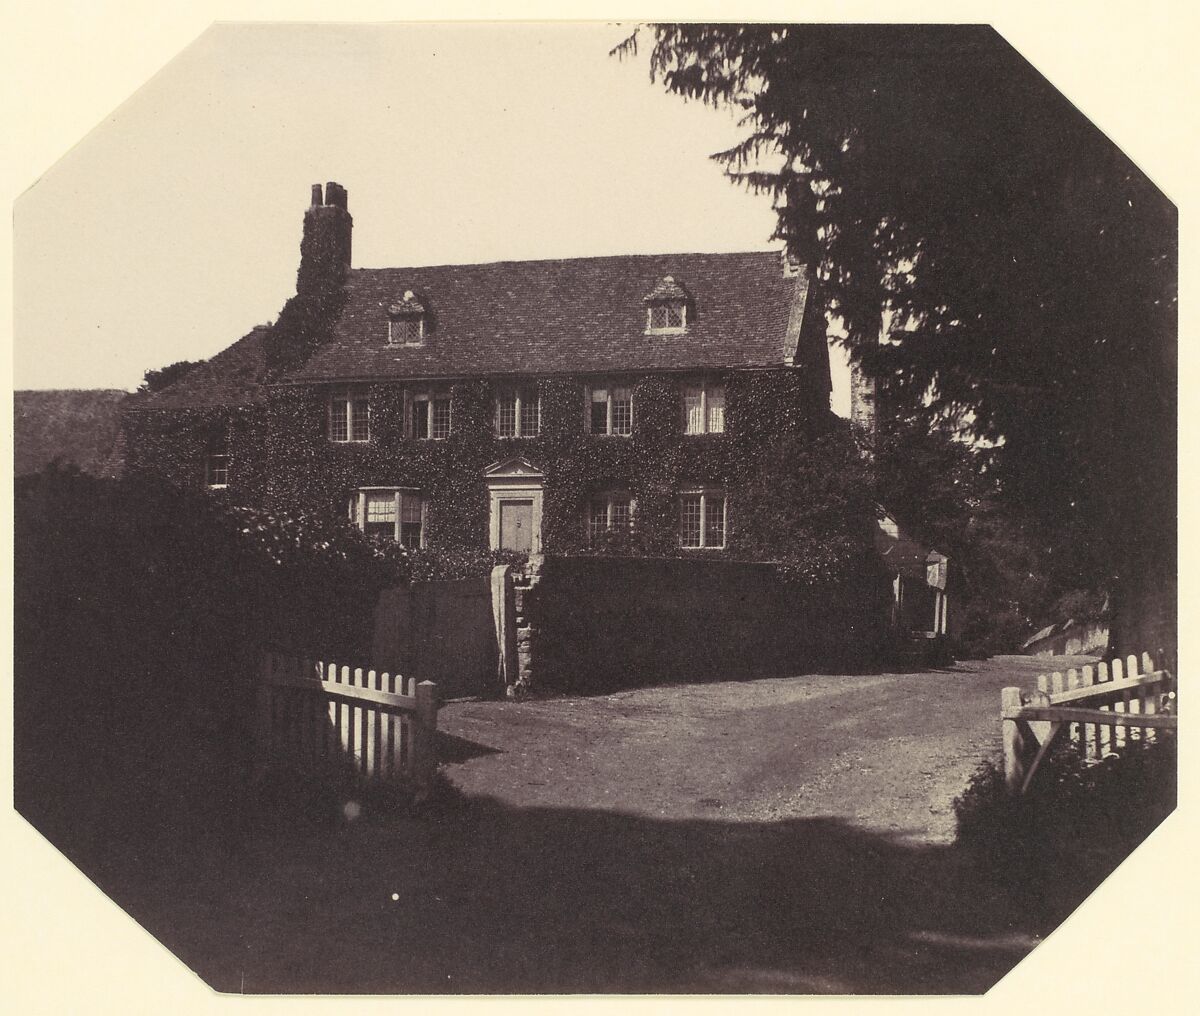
[494,386,540,438]
[683,382,726,435]
[388,315,425,347]
[205,452,230,489]
[646,301,688,334]
[586,490,636,543]
[587,383,633,437]
[351,487,427,548]
[679,488,727,550]
[329,388,371,443]
[409,389,452,440]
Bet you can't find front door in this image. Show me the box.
[499,499,534,552]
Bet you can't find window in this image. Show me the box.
[410,392,452,440]
[495,386,540,438]
[330,389,370,442]
[387,290,427,346]
[587,491,635,543]
[205,453,230,489]
[679,489,727,549]
[388,316,424,345]
[647,302,687,332]
[683,383,726,435]
[589,385,633,436]
[351,489,425,548]
[643,275,692,334]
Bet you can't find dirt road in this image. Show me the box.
[81,655,1103,995]
[439,654,1093,844]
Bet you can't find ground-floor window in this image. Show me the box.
[587,491,635,542]
[351,488,426,548]
[679,489,726,549]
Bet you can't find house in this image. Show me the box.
[123,183,948,682]
[1021,616,1109,658]
[873,509,950,652]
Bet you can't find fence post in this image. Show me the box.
[1001,686,1028,794]
[413,680,439,797]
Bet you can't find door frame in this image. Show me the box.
[484,456,545,554]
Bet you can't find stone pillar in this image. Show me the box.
[490,565,517,693]
[510,555,543,697]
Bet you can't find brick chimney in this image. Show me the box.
[297,182,352,295]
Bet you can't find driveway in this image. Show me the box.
[439,654,1092,844]
[78,654,1103,995]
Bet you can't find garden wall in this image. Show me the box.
[526,555,890,694]
[371,578,499,699]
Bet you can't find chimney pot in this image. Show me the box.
[311,183,323,207]
[325,181,348,211]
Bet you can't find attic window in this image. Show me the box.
[387,290,427,346]
[643,275,692,334]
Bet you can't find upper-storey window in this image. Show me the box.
[683,383,726,435]
[589,384,632,436]
[205,452,230,489]
[495,386,540,438]
[330,388,370,442]
[410,390,452,440]
[644,275,692,334]
[387,290,427,347]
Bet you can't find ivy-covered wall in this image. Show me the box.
[124,404,269,504]
[123,363,877,585]
[252,368,834,556]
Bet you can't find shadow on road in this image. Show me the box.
[18,779,1043,995]
[434,730,504,763]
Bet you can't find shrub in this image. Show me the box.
[953,736,1176,927]
[13,464,498,858]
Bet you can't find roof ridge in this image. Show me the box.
[349,249,784,274]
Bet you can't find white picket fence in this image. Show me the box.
[257,652,438,789]
[1001,648,1177,794]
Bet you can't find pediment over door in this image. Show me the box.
[483,455,545,480]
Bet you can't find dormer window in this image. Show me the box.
[648,303,687,331]
[643,275,692,334]
[390,317,424,345]
[387,290,427,346]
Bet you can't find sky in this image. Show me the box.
[11,9,1194,417]
[14,23,868,409]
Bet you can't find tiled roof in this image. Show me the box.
[286,251,810,382]
[124,326,272,411]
